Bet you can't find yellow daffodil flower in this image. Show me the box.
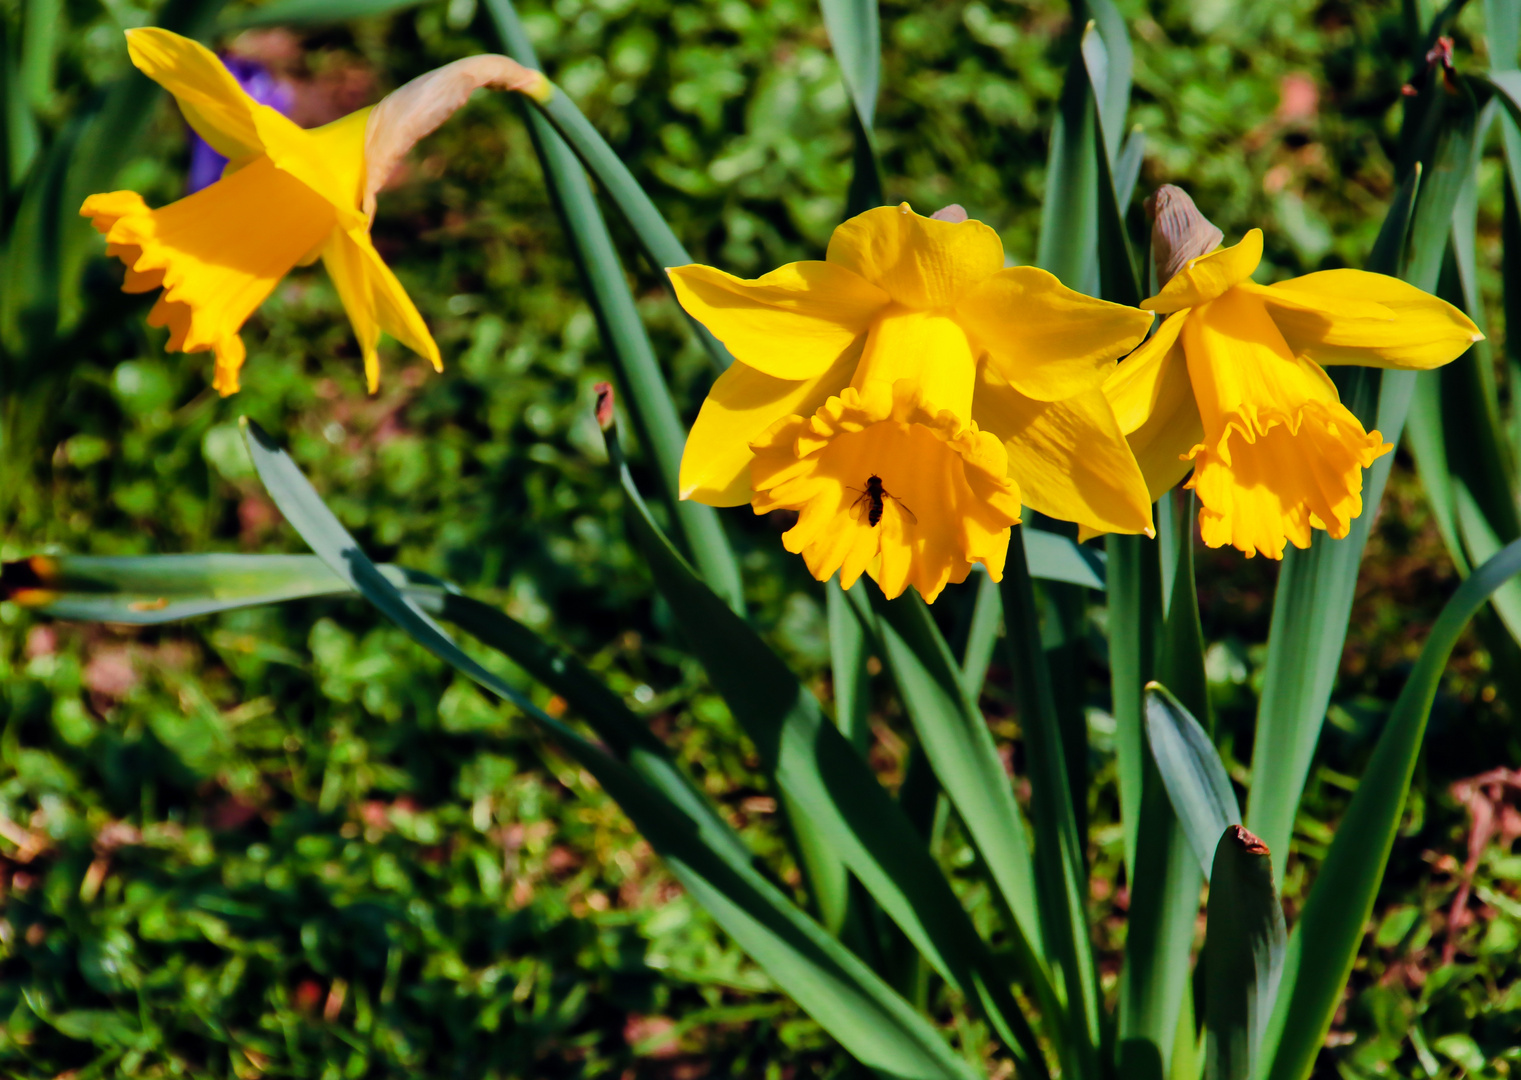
[82,28,547,395]
[1106,185,1481,559]
[671,203,1155,602]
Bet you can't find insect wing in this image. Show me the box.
[889,495,918,526]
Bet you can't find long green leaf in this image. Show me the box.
[221,0,425,29]
[864,587,1046,963]
[611,422,1048,1076]
[518,82,734,371]
[1145,683,1241,880]
[1001,525,1101,1080]
[0,552,434,623]
[1264,537,1521,1080]
[1118,493,1210,1080]
[1245,80,1474,878]
[482,0,743,614]
[1203,827,1285,1080]
[238,417,983,1080]
[820,0,882,215]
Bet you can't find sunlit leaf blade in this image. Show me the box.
[999,526,1102,1080]
[220,0,425,28]
[1203,826,1285,1080]
[614,431,1048,1076]
[482,0,743,614]
[1025,529,1107,590]
[1246,81,1473,877]
[239,417,985,1080]
[0,553,433,623]
[1144,683,1240,880]
[1265,538,1521,1080]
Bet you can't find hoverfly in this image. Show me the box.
[849,474,917,528]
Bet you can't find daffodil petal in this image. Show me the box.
[826,203,1004,309]
[82,156,337,397]
[1142,228,1263,313]
[1183,288,1390,558]
[850,308,977,418]
[679,344,861,506]
[1103,310,1201,501]
[973,366,1154,536]
[751,383,1020,602]
[321,227,441,393]
[363,54,546,218]
[668,261,887,380]
[957,266,1154,401]
[1256,269,1483,369]
[125,28,264,162]
[1105,310,1188,434]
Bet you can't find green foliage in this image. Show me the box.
[5,0,1521,1078]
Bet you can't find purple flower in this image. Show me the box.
[186,55,295,193]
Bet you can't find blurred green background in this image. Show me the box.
[2,0,1520,1075]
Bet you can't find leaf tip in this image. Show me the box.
[1226,823,1270,857]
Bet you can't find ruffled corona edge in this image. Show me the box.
[749,380,1023,602]
[1186,398,1391,559]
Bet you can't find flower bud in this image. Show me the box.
[1145,185,1224,287]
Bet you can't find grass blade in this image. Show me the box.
[1264,537,1521,1080]
[239,416,987,1080]
[483,0,744,613]
[1144,683,1241,880]
[1203,827,1285,1080]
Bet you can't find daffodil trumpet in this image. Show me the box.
[1105,185,1482,559]
[82,28,550,395]
[671,202,1156,602]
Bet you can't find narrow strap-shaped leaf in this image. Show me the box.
[1118,493,1209,1080]
[1245,82,1474,878]
[1081,20,1142,307]
[820,0,882,215]
[861,585,1046,965]
[1037,32,1100,293]
[1107,532,1161,880]
[827,578,873,755]
[219,0,425,29]
[0,552,438,623]
[238,417,984,1080]
[1025,529,1107,590]
[1203,826,1285,1080]
[959,569,1004,702]
[611,425,1049,1076]
[1145,683,1241,880]
[1264,537,1521,1080]
[1000,525,1102,1080]
[517,81,734,371]
[482,0,744,614]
